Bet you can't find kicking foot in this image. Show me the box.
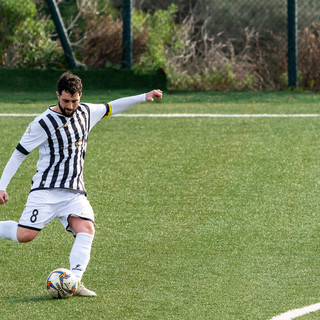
[75,282,97,297]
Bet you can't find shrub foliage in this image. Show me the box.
[0,0,65,68]
[2,0,320,91]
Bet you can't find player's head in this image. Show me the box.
[57,72,82,96]
[56,72,83,117]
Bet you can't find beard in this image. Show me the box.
[58,102,76,117]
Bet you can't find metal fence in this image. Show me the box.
[189,0,320,40]
[182,0,320,88]
[47,0,320,88]
[299,0,320,29]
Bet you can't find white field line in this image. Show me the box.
[113,113,320,118]
[1,113,320,118]
[0,113,41,117]
[270,303,320,320]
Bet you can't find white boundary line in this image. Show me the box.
[270,303,320,320]
[114,113,320,118]
[0,113,41,117]
[0,113,320,118]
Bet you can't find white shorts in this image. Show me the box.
[18,189,94,236]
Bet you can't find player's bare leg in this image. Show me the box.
[0,223,39,243]
[17,226,39,242]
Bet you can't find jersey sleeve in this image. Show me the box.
[109,94,146,115]
[18,120,48,154]
[84,103,111,131]
[85,94,146,130]
[0,118,47,191]
[0,149,27,191]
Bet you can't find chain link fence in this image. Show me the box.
[132,0,320,38]
[186,0,320,44]
[129,0,320,89]
[299,0,320,29]
[2,0,320,90]
[212,0,320,90]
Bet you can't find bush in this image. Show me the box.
[160,13,260,90]
[4,0,320,91]
[0,0,65,68]
[261,23,320,91]
[134,4,179,72]
[298,23,320,91]
[78,4,147,69]
[76,3,179,73]
[0,0,36,59]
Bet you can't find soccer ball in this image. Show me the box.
[46,268,78,299]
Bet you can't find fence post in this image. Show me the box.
[287,0,298,88]
[122,0,133,69]
[45,0,78,69]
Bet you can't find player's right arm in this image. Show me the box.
[0,119,46,205]
[0,149,28,205]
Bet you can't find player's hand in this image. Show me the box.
[146,89,163,102]
[0,190,8,205]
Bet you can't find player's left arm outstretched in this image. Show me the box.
[107,89,163,116]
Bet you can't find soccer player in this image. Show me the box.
[0,72,163,296]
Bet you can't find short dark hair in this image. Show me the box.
[57,72,82,95]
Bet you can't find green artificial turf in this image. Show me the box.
[1,90,320,319]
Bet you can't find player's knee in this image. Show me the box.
[86,223,95,235]
[77,222,95,235]
[69,216,95,235]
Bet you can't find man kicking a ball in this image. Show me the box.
[0,72,162,296]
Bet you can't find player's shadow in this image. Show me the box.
[3,295,52,303]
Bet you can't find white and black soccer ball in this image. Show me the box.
[46,268,78,299]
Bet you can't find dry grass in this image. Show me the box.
[298,23,320,90]
[165,15,262,90]
[78,7,147,68]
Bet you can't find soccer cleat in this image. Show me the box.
[75,282,97,297]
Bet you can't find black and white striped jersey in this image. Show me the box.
[17,102,111,194]
[0,93,146,193]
